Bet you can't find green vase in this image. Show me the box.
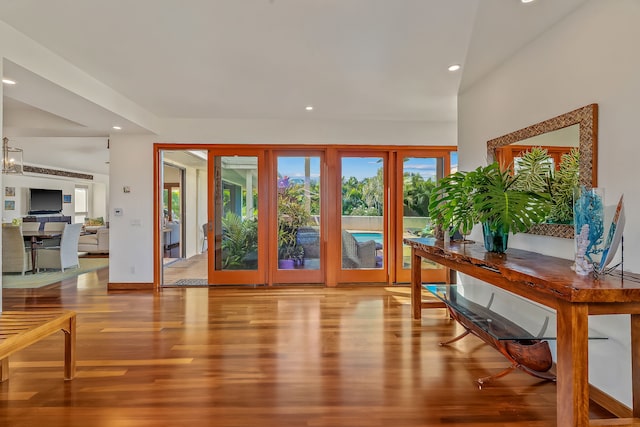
[482,221,508,253]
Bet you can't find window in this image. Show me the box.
[74,186,88,224]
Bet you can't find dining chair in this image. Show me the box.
[36,223,82,272]
[22,222,41,232]
[44,222,67,232]
[2,225,31,275]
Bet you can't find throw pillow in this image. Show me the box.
[84,217,105,226]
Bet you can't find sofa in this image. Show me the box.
[78,226,109,254]
[164,221,180,249]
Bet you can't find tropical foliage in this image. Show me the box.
[511,146,580,224]
[511,146,553,194]
[548,148,580,223]
[221,212,258,269]
[403,173,436,217]
[277,183,312,260]
[429,162,551,239]
[342,169,384,216]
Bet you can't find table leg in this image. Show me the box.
[30,236,37,273]
[63,315,76,380]
[0,357,8,382]
[556,300,589,426]
[631,314,640,417]
[411,248,422,319]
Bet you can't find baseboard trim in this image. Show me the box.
[590,384,632,418]
[107,282,154,291]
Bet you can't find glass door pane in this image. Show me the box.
[273,154,323,284]
[396,154,454,283]
[276,156,320,270]
[339,156,386,282]
[214,156,259,272]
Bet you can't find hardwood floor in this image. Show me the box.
[0,268,614,426]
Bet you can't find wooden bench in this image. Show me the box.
[0,310,76,381]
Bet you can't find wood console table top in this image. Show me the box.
[405,237,640,427]
[404,237,640,307]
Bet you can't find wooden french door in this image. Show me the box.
[271,151,324,284]
[335,152,389,284]
[393,150,453,284]
[155,143,457,288]
[208,149,267,285]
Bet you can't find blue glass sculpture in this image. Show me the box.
[573,186,604,275]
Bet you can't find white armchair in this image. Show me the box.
[78,227,109,253]
[37,223,82,272]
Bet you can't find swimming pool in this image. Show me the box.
[350,232,383,245]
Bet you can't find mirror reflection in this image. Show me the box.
[487,104,598,238]
[496,124,579,173]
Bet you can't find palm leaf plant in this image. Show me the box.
[428,170,479,238]
[221,212,258,269]
[548,148,580,223]
[429,162,551,253]
[511,146,553,194]
[472,162,551,235]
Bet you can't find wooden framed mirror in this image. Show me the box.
[487,103,598,238]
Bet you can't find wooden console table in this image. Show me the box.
[405,237,640,427]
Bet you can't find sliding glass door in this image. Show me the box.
[156,144,457,288]
[209,151,265,285]
[394,152,454,284]
[272,153,323,284]
[337,153,388,283]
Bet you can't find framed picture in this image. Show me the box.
[5,186,15,197]
[63,194,72,203]
[4,200,15,210]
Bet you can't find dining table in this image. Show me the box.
[22,230,62,273]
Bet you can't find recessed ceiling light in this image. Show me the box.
[521,0,535,3]
[2,78,16,85]
[112,126,122,130]
[448,64,461,72]
[305,105,313,111]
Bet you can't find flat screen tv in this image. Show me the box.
[29,188,63,214]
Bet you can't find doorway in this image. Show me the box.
[160,149,208,287]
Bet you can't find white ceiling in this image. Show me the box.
[0,0,588,174]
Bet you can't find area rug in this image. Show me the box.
[164,278,209,287]
[2,258,109,289]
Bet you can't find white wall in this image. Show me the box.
[108,134,156,283]
[162,117,455,146]
[458,0,640,406]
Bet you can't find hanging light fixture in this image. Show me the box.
[2,137,24,174]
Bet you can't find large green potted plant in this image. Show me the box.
[277,184,311,268]
[429,162,551,253]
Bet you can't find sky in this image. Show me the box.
[278,154,458,182]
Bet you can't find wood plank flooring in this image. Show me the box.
[0,267,614,426]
